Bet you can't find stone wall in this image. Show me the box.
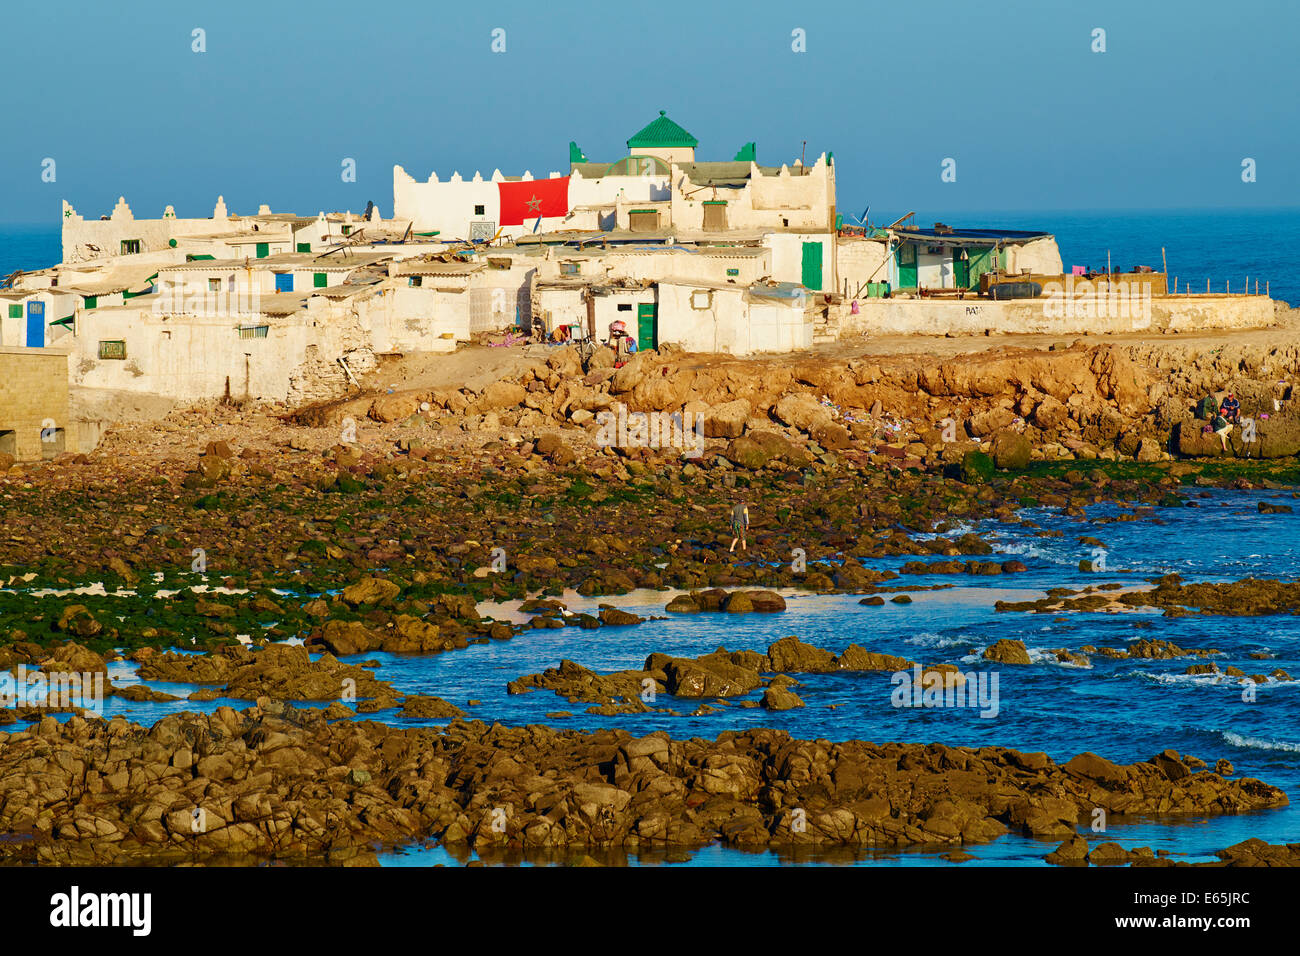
[837,293,1276,337]
[0,347,74,460]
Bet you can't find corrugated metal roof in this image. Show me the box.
[893,226,1051,243]
[394,259,483,277]
[157,252,392,272]
[570,162,614,178]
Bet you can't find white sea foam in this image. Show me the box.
[903,632,968,649]
[1027,647,1093,669]
[1221,731,1300,753]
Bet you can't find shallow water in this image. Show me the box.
[22,487,1300,866]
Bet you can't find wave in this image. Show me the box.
[903,632,970,649]
[1220,731,1300,753]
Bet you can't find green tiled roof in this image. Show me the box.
[627,111,698,149]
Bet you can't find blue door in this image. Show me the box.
[274,272,294,292]
[26,301,44,347]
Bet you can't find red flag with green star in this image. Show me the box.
[498,176,569,226]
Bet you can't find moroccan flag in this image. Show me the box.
[498,176,569,226]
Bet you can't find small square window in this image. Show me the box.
[121,239,141,255]
[208,278,221,292]
[617,303,632,311]
[560,262,580,276]
[341,225,352,236]
[7,305,20,319]
[474,204,485,216]
[408,276,423,287]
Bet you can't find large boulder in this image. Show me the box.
[703,399,751,439]
[746,431,813,466]
[764,636,837,673]
[369,393,419,423]
[723,435,775,470]
[989,430,1031,470]
[341,577,401,607]
[982,638,1032,665]
[773,393,833,433]
[761,685,805,711]
[475,381,527,411]
[1031,396,1069,430]
[960,450,995,484]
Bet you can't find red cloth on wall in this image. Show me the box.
[498,176,569,226]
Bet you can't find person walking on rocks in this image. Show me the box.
[729,501,750,553]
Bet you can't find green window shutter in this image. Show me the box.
[255,242,270,258]
[313,272,328,288]
[84,296,97,309]
[296,242,311,253]
[7,305,21,318]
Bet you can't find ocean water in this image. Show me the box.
[0,224,59,281]
[973,208,1300,307]
[15,488,1300,867]
[2,208,1297,304]
[904,207,1300,307]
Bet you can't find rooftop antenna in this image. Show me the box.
[800,140,806,166]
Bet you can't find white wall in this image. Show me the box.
[836,238,892,296]
[656,284,745,354]
[394,166,578,241]
[763,233,836,291]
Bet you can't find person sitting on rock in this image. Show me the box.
[1212,413,1233,452]
[1220,392,1241,423]
[729,502,750,553]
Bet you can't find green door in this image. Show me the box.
[313,272,328,288]
[255,242,269,258]
[800,241,823,291]
[897,243,917,289]
[636,303,657,351]
[953,252,969,289]
[966,246,993,289]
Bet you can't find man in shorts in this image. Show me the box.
[729,502,750,553]
[1212,413,1233,452]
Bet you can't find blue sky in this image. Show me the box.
[1,0,1296,225]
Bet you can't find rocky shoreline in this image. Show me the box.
[2,338,1298,867]
[0,704,1286,866]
